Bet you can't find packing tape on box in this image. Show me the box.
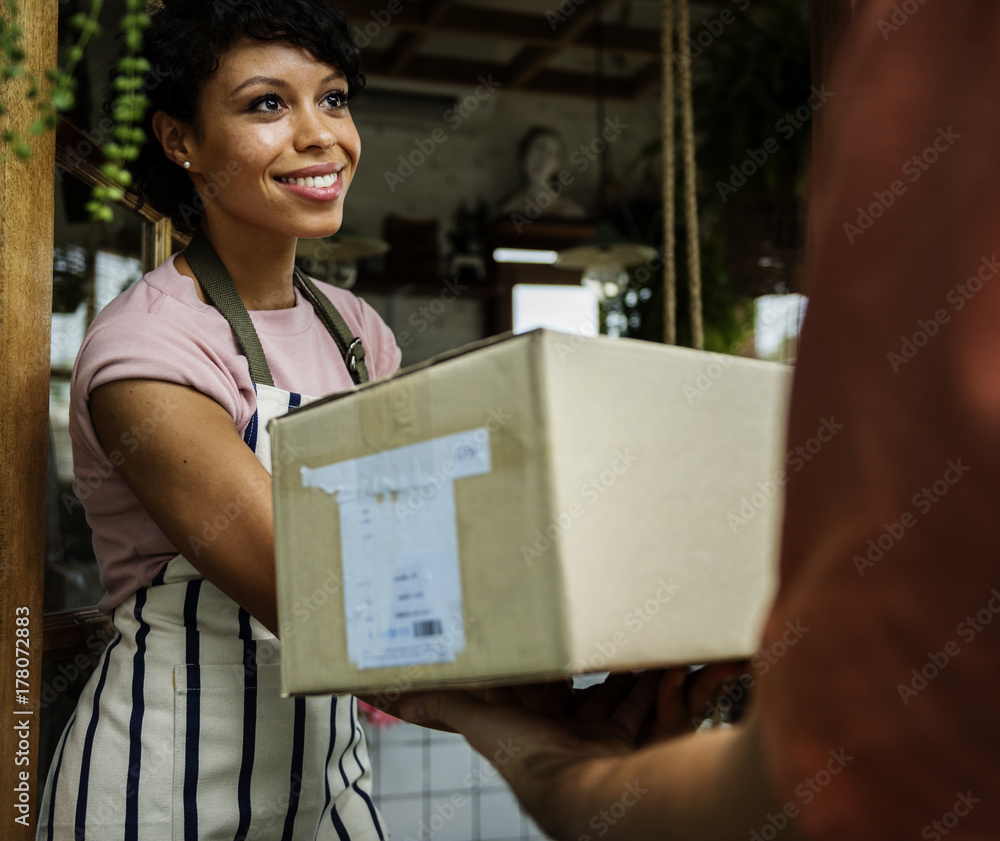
[300,428,491,670]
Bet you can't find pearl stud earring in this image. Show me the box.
[183,161,191,169]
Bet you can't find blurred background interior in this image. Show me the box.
[41,1,819,838]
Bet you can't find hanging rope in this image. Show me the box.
[662,0,677,345]
[677,0,704,350]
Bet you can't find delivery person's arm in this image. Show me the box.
[399,687,792,841]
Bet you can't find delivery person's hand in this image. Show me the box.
[397,670,667,838]
[396,664,787,841]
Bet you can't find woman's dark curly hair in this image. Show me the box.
[132,0,365,234]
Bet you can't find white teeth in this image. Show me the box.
[278,173,338,188]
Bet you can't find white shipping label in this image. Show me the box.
[300,429,491,670]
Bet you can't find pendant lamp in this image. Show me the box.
[556,222,657,300]
[295,229,391,289]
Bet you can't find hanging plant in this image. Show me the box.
[615,1,811,349]
[0,0,151,221]
[693,0,812,296]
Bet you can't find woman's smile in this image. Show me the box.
[274,162,346,200]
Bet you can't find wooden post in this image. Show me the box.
[0,0,58,834]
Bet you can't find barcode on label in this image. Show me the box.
[413,619,443,638]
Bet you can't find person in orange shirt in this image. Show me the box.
[398,3,1000,839]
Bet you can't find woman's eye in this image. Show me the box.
[250,93,283,113]
[324,90,348,109]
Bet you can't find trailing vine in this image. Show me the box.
[0,0,150,222]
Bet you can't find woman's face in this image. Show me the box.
[181,38,360,241]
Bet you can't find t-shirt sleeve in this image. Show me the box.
[358,296,402,380]
[71,310,252,462]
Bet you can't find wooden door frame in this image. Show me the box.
[1,1,58,835]
[1,2,175,833]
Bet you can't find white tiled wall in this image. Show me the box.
[365,721,552,841]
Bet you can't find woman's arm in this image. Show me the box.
[90,377,281,633]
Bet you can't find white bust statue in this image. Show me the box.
[501,127,586,219]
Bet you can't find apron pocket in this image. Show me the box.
[173,662,294,841]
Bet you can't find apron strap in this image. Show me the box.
[293,269,370,385]
[184,227,370,387]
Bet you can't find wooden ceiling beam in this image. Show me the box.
[363,52,504,88]
[344,1,660,60]
[442,6,559,43]
[521,68,634,100]
[387,31,425,74]
[629,60,663,101]
[384,0,458,74]
[576,24,661,56]
[501,0,596,91]
[362,51,639,100]
[504,45,553,91]
[385,16,661,58]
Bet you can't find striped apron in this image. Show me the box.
[37,383,386,841]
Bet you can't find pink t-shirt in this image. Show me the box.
[70,254,402,612]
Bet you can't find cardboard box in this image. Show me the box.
[270,329,791,696]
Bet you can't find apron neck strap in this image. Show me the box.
[184,227,369,387]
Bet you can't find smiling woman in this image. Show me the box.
[35,2,399,840]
